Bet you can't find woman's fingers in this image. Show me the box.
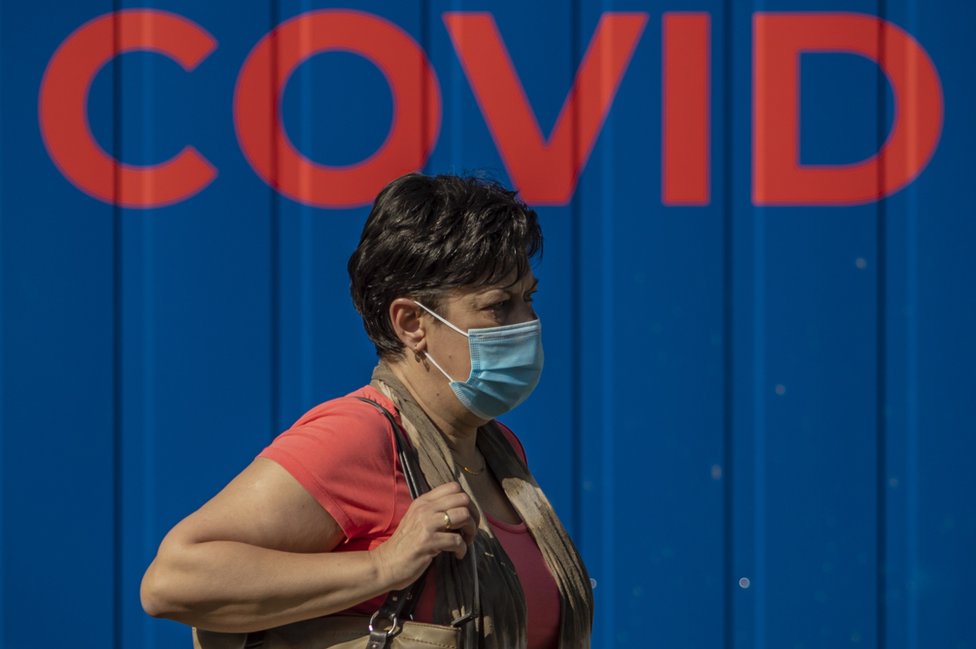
[375,482,481,585]
[433,531,469,560]
[415,484,480,555]
[373,481,490,590]
[418,481,465,500]
[420,488,473,511]
[433,506,471,531]
[437,506,478,544]
[415,482,481,533]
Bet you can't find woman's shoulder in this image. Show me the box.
[258,385,404,538]
[261,385,401,480]
[289,385,399,431]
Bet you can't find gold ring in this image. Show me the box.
[442,511,452,530]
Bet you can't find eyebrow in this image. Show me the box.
[491,276,539,295]
[468,278,538,305]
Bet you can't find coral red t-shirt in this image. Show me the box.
[257,386,561,649]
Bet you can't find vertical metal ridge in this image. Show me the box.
[750,9,768,649]
[111,5,123,649]
[269,0,281,440]
[0,1,11,642]
[721,3,735,649]
[593,6,618,647]
[752,42,767,649]
[420,0,430,173]
[904,7,920,647]
[875,4,888,649]
[0,1,5,639]
[569,0,582,544]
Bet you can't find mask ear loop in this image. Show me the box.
[420,348,457,383]
[412,301,467,383]
[414,301,470,337]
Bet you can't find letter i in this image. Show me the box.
[662,12,711,206]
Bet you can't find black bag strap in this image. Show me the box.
[355,397,429,498]
[353,397,479,648]
[353,397,430,649]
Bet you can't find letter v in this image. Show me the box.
[444,12,647,204]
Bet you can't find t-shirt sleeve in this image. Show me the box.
[258,396,398,539]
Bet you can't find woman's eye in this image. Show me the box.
[485,300,509,316]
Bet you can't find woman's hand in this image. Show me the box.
[370,481,479,591]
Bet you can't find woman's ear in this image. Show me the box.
[389,298,426,354]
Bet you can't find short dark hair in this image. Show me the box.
[348,173,542,358]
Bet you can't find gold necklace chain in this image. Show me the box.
[461,461,486,476]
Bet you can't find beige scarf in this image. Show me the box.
[371,363,593,648]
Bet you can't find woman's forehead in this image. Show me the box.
[432,273,535,307]
[468,271,537,295]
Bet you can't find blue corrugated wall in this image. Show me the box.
[1,1,973,648]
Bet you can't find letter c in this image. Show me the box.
[39,10,217,208]
[234,10,441,208]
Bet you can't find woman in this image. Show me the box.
[140,174,593,648]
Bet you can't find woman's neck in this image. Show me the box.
[384,358,483,459]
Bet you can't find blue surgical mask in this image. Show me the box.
[415,301,544,419]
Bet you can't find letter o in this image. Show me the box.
[234,10,442,208]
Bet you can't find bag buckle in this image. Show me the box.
[368,610,401,636]
[367,610,403,649]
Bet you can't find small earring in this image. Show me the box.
[413,349,424,363]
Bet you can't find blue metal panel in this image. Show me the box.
[577,3,726,648]
[114,3,277,647]
[1,2,117,647]
[733,3,884,649]
[882,4,976,649]
[1,2,974,649]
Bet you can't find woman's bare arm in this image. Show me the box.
[140,458,476,632]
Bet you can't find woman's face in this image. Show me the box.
[421,272,539,381]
